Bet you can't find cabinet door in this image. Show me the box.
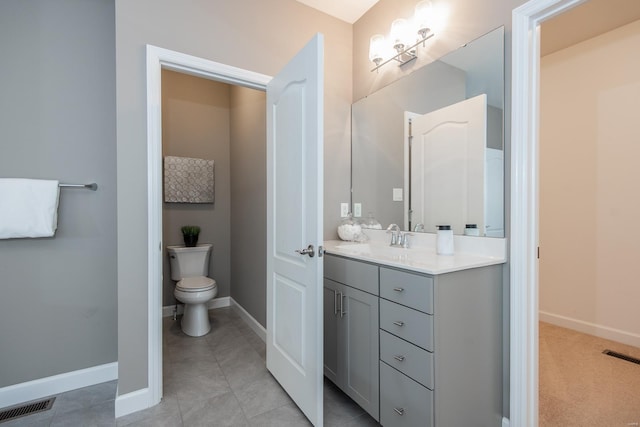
[342,285,380,421]
[323,279,340,384]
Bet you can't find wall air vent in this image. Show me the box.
[0,397,55,424]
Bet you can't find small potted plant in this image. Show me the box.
[181,225,200,247]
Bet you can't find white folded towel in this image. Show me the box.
[0,178,60,239]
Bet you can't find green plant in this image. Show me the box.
[181,225,200,237]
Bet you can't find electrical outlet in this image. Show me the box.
[353,203,362,217]
[340,203,349,218]
[393,188,403,202]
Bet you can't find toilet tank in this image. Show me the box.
[167,244,212,280]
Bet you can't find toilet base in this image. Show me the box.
[174,286,217,337]
[181,302,211,337]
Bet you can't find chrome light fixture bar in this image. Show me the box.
[369,0,437,72]
[370,32,435,72]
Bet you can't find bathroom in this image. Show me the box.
[3,0,639,426]
[157,18,508,426]
[160,69,265,326]
[0,0,516,425]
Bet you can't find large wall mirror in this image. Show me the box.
[352,26,504,237]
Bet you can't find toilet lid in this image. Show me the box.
[176,276,216,292]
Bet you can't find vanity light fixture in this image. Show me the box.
[369,0,436,72]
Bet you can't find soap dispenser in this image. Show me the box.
[464,224,480,236]
[436,225,454,255]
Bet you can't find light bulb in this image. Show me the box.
[414,0,433,37]
[369,34,385,65]
[390,18,410,51]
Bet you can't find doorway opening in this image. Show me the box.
[511,0,640,425]
[537,0,640,424]
[146,45,271,408]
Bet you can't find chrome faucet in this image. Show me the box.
[386,224,401,246]
[413,223,425,232]
[400,232,413,248]
[386,224,413,248]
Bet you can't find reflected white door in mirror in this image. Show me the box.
[405,94,504,237]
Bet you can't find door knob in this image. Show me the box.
[295,244,315,258]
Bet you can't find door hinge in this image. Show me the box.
[537,246,540,259]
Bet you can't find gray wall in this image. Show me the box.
[116,0,352,395]
[229,86,268,327]
[161,70,232,306]
[0,0,117,387]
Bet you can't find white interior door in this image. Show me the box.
[266,34,324,426]
[409,94,487,235]
[485,147,504,237]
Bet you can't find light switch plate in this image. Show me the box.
[340,203,349,218]
[393,188,403,202]
[354,203,362,217]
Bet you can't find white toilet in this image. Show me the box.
[167,244,218,337]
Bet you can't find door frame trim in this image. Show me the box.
[145,45,270,410]
[510,0,586,425]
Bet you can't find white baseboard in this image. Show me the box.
[0,362,117,409]
[540,311,640,348]
[114,387,156,418]
[231,298,266,342]
[162,296,231,318]
[502,416,510,427]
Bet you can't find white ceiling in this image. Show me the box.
[295,0,379,23]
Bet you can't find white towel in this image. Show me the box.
[0,178,60,239]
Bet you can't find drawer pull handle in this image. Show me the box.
[393,321,405,327]
[393,287,404,292]
[394,355,406,362]
[393,407,405,416]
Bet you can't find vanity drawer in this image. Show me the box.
[380,362,433,427]
[380,267,433,314]
[380,330,433,390]
[324,255,378,295]
[380,299,433,351]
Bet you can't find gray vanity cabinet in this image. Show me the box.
[324,255,380,421]
[379,264,503,427]
[323,282,340,385]
[324,253,503,427]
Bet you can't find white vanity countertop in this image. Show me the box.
[324,230,507,275]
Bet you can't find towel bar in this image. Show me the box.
[59,183,98,191]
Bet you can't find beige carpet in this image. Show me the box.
[539,321,640,426]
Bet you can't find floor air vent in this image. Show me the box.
[0,397,55,424]
[603,349,640,366]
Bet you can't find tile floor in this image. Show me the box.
[3,307,378,426]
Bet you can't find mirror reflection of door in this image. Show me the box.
[406,94,487,235]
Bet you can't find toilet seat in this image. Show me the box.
[176,276,216,293]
